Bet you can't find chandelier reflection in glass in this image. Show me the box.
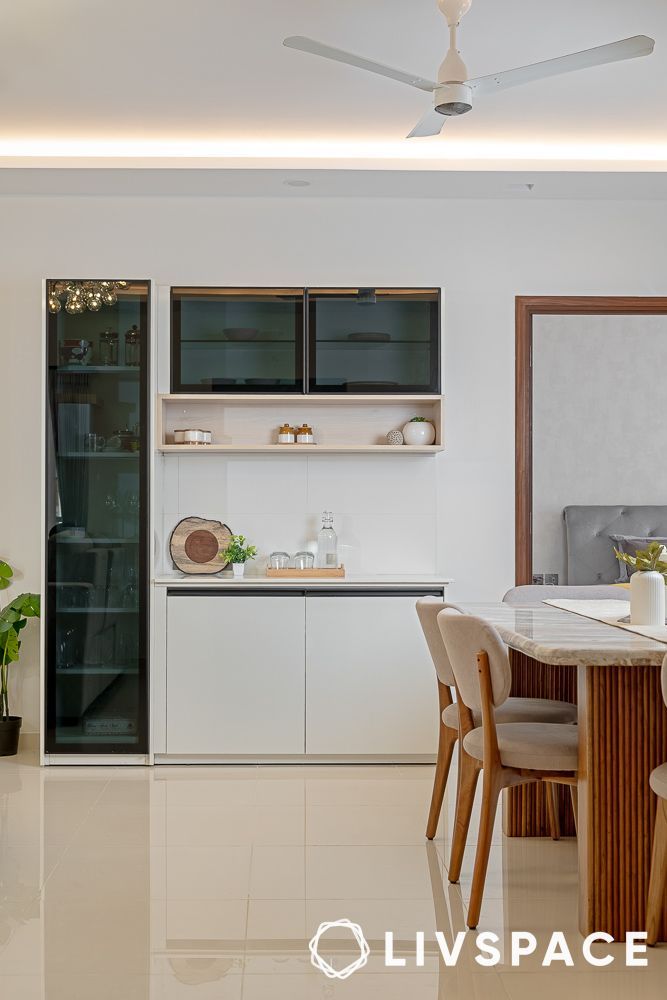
[48,280,129,315]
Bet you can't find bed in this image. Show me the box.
[563,504,667,585]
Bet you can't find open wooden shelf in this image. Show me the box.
[156,393,444,455]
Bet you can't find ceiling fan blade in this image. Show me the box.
[467,34,655,96]
[283,36,437,93]
[407,109,447,138]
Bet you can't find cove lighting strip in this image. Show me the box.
[0,138,667,165]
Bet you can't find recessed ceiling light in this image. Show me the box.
[283,179,311,187]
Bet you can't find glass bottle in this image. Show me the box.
[317,511,338,568]
[99,327,118,366]
[124,324,140,366]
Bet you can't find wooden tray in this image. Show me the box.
[266,565,345,578]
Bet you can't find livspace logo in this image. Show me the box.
[308,920,649,980]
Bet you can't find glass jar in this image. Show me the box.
[99,327,118,366]
[124,324,140,366]
[296,424,314,444]
[277,424,295,444]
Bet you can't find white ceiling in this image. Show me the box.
[2,0,666,169]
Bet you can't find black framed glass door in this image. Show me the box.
[45,280,150,753]
[171,287,304,392]
[307,288,440,393]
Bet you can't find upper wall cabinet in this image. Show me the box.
[308,288,440,394]
[171,287,305,393]
[170,287,441,394]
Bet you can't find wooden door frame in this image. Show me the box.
[515,296,667,585]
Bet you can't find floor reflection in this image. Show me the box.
[0,749,665,999]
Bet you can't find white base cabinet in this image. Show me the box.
[305,595,437,755]
[164,587,441,759]
[166,593,305,754]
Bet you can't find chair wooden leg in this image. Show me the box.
[448,749,480,883]
[569,784,579,836]
[545,781,561,841]
[467,768,503,930]
[426,723,458,839]
[646,798,667,947]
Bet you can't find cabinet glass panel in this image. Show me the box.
[308,288,440,393]
[171,288,304,392]
[45,280,149,753]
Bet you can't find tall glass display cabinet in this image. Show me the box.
[44,280,150,754]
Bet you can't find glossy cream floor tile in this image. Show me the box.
[154,844,252,900]
[305,846,436,899]
[1,754,666,999]
[305,803,445,845]
[249,845,306,898]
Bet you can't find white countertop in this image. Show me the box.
[460,602,667,667]
[154,573,452,590]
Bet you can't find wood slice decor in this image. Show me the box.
[170,517,232,574]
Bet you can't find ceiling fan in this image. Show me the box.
[283,0,655,138]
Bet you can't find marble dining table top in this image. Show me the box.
[458,602,667,667]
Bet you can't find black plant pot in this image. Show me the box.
[0,716,22,757]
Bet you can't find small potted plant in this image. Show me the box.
[221,535,257,579]
[0,560,41,757]
[402,415,436,446]
[614,541,667,626]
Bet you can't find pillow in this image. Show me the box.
[610,534,667,583]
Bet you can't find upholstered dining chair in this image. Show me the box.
[437,611,579,930]
[646,652,667,946]
[416,598,577,842]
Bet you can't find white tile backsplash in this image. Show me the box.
[157,454,439,576]
[306,455,436,515]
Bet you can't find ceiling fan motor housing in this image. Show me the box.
[434,82,473,116]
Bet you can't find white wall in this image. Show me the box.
[2,192,667,733]
[533,315,667,582]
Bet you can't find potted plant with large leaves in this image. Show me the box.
[0,560,40,757]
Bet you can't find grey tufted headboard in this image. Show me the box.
[564,505,667,585]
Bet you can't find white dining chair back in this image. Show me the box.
[415,598,464,688]
[438,612,512,712]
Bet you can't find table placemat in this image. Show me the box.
[543,598,667,644]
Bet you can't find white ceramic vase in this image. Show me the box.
[232,563,245,579]
[630,570,665,626]
[402,420,435,446]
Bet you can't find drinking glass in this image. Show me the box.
[269,552,290,570]
[294,551,315,570]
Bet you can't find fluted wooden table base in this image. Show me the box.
[506,649,667,940]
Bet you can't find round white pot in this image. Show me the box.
[402,420,436,447]
[630,570,665,626]
[232,563,245,579]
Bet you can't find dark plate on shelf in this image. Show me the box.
[245,378,281,385]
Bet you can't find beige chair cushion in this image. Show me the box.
[442,697,577,731]
[439,612,512,711]
[650,762,667,800]
[463,723,578,772]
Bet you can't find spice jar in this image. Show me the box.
[295,424,314,444]
[278,424,295,444]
